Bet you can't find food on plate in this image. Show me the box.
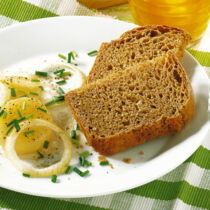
[0,76,42,101]
[87,25,191,83]
[0,59,86,177]
[5,119,73,177]
[65,53,195,155]
[0,97,52,155]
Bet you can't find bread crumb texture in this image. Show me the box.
[87,25,191,83]
[65,52,194,155]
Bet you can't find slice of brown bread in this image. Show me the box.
[65,52,195,155]
[87,25,191,83]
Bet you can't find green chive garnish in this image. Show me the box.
[6,126,13,135]
[37,151,44,158]
[58,87,65,95]
[20,94,28,98]
[43,140,49,149]
[35,71,48,77]
[72,51,78,58]
[25,114,33,119]
[13,120,20,132]
[3,112,7,119]
[45,95,64,107]
[37,107,47,112]
[62,72,71,76]
[54,69,65,75]
[17,109,22,118]
[30,92,39,96]
[39,86,44,91]
[56,80,66,85]
[11,88,16,97]
[64,166,71,174]
[24,130,34,136]
[88,50,98,56]
[58,54,66,60]
[71,130,76,139]
[51,174,57,183]
[0,110,4,117]
[54,95,64,102]
[7,119,16,127]
[71,138,80,145]
[23,173,30,178]
[31,79,40,82]
[100,161,109,166]
[76,124,80,130]
[79,151,90,158]
[23,101,26,110]
[73,167,89,177]
[68,52,73,63]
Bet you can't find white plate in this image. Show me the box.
[0,16,209,198]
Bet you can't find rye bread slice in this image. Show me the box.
[65,52,195,155]
[87,25,191,83]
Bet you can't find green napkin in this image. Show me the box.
[0,1,209,209]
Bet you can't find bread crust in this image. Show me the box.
[87,25,191,83]
[65,53,195,156]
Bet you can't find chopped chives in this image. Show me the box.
[54,69,65,75]
[88,50,98,56]
[64,166,71,174]
[11,88,16,97]
[17,117,26,123]
[22,173,30,178]
[35,71,48,77]
[24,130,34,136]
[23,101,26,110]
[0,110,4,117]
[71,138,80,145]
[51,174,57,183]
[17,109,22,118]
[68,52,73,63]
[43,140,49,149]
[80,156,85,166]
[62,72,71,76]
[58,87,65,95]
[79,151,90,158]
[72,51,78,58]
[54,95,64,102]
[100,161,109,166]
[76,124,80,130]
[71,130,76,139]
[45,95,64,106]
[20,94,28,98]
[3,112,7,119]
[37,107,47,112]
[13,120,20,132]
[25,113,33,119]
[30,92,39,96]
[58,54,67,60]
[39,86,44,91]
[37,151,44,158]
[45,100,56,107]
[31,79,40,82]
[56,80,66,85]
[6,126,13,135]
[7,119,16,127]
[73,167,89,177]
[84,160,92,167]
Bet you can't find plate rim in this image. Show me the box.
[0,16,209,198]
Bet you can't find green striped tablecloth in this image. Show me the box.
[0,1,209,209]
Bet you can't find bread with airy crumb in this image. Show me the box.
[87,25,191,83]
[65,53,195,155]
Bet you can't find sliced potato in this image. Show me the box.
[1,76,42,101]
[0,97,52,155]
[5,119,73,177]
